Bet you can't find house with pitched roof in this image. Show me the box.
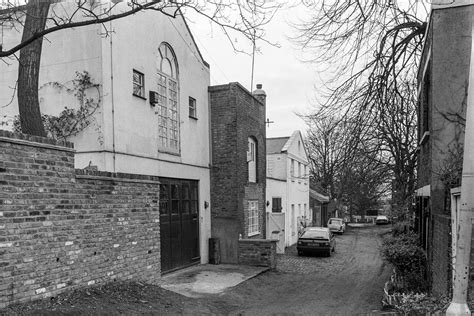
[266,131,310,247]
[0,1,211,274]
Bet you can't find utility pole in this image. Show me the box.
[446,10,474,316]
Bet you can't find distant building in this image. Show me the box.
[266,131,310,246]
[309,188,329,227]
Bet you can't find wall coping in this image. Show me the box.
[75,169,161,184]
[208,82,264,106]
[0,130,74,151]
[239,239,278,243]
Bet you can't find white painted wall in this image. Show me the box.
[266,131,310,247]
[0,2,211,264]
[267,153,287,180]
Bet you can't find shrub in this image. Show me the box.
[395,293,449,314]
[382,231,428,292]
[391,221,412,237]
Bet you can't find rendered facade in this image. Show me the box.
[0,2,212,273]
[266,131,310,247]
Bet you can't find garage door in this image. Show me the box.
[160,178,200,273]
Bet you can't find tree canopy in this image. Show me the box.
[298,0,427,209]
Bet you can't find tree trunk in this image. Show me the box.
[17,0,51,137]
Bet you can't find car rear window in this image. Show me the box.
[301,230,328,239]
[329,219,342,224]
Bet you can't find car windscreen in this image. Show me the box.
[301,230,328,239]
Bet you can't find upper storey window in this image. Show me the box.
[248,137,257,182]
[157,43,179,153]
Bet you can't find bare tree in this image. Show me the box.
[305,115,357,198]
[297,0,426,208]
[306,115,390,215]
[0,0,280,136]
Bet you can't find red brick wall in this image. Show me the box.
[0,131,160,308]
[238,239,276,269]
[209,83,266,264]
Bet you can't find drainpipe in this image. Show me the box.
[446,12,474,316]
[109,15,116,173]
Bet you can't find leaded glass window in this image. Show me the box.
[157,43,179,153]
[248,200,259,236]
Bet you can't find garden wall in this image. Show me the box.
[0,131,161,308]
[238,239,277,269]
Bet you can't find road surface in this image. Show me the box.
[200,224,393,315]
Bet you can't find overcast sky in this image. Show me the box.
[187,3,319,139]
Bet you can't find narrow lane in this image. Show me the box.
[206,225,393,315]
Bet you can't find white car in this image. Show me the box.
[375,215,390,225]
[327,218,346,234]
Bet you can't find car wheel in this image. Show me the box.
[332,245,335,253]
[327,250,331,257]
[298,250,303,256]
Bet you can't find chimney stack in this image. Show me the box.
[252,84,266,105]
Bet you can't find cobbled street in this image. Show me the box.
[199,224,393,315]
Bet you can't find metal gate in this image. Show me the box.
[267,212,285,254]
[160,178,200,273]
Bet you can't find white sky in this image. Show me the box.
[187,3,319,139]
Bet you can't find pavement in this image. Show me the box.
[158,264,268,298]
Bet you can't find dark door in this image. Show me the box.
[160,178,200,273]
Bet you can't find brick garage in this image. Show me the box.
[209,83,266,264]
[0,131,160,308]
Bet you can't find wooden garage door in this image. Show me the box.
[160,178,200,273]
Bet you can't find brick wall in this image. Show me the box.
[431,213,451,297]
[0,131,160,308]
[209,83,266,264]
[238,239,276,269]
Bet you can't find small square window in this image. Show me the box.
[133,70,145,98]
[189,97,197,119]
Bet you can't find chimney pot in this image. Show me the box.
[256,84,262,89]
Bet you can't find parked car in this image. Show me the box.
[327,218,346,234]
[297,227,336,257]
[375,215,390,225]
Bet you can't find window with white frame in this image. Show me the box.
[157,42,179,153]
[248,137,257,182]
[248,200,259,235]
[132,70,145,98]
[189,97,197,119]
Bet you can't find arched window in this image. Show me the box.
[157,43,179,152]
[248,137,257,182]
